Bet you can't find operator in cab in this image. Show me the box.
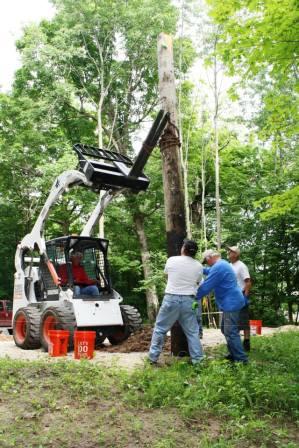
[58,251,99,296]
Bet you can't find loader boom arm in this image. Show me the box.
[18,170,91,259]
[16,110,169,262]
[80,189,121,237]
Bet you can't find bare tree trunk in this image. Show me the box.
[288,302,294,324]
[98,109,105,238]
[158,33,188,356]
[98,55,105,239]
[158,33,186,255]
[213,48,221,250]
[134,214,160,322]
[201,140,207,250]
[182,160,191,238]
[178,0,191,238]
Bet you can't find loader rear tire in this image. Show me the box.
[40,305,76,352]
[95,333,106,347]
[13,307,41,349]
[108,305,142,345]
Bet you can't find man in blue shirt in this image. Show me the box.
[196,249,248,363]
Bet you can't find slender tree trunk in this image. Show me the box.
[98,88,105,238]
[288,302,294,324]
[213,50,221,250]
[178,0,191,238]
[134,213,160,322]
[201,115,208,250]
[183,162,191,238]
[201,150,207,250]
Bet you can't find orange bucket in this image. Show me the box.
[249,320,262,335]
[48,330,70,357]
[74,331,96,360]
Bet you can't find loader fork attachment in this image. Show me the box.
[73,110,169,192]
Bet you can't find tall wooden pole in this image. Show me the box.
[157,33,189,356]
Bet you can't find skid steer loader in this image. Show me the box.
[12,110,169,351]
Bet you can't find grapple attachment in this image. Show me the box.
[73,144,149,192]
[73,110,169,192]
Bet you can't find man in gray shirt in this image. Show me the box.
[148,239,204,365]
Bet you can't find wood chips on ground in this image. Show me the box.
[97,325,171,353]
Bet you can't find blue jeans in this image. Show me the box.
[221,311,248,362]
[74,285,99,296]
[149,294,204,364]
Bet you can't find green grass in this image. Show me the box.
[124,331,299,420]
[0,331,298,447]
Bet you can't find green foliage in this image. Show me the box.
[206,0,299,240]
[207,0,298,79]
[258,185,299,224]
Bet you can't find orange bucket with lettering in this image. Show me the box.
[48,330,70,357]
[74,331,96,360]
[249,320,262,335]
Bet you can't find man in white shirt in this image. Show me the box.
[228,246,252,352]
[148,239,204,365]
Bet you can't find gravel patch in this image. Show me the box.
[0,325,298,370]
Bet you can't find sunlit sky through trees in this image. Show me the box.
[0,0,55,92]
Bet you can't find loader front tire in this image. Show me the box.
[13,307,41,349]
[107,305,142,345]
[40,305,76,352]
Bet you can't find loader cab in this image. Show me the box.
[43,236,112,299]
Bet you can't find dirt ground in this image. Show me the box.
[98,325,171,352]
[0,324,298,369]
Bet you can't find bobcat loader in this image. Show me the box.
[12,111,169,350]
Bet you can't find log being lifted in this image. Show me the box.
[73,110,169,193]
[129,110,169,178]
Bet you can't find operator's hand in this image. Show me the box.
[192,300,199,311]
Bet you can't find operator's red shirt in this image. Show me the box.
[58,264,95,286]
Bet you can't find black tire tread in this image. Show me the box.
[107,305,142,345]
[13,307,41,350]
[121,305,142,332]
[40,305,77,351]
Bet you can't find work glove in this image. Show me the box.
[192,300,199,311]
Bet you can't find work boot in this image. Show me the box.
[243,339,250,352]
[223,354,234,362]
[146,357,163,368]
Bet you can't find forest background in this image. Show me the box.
[0,0,298,326]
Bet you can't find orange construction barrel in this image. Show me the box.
[74,331,96,360]
[48,330,70,357]
[249,320,262,335]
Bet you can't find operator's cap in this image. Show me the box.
[202,249,220,263]
[228,246,240,256]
